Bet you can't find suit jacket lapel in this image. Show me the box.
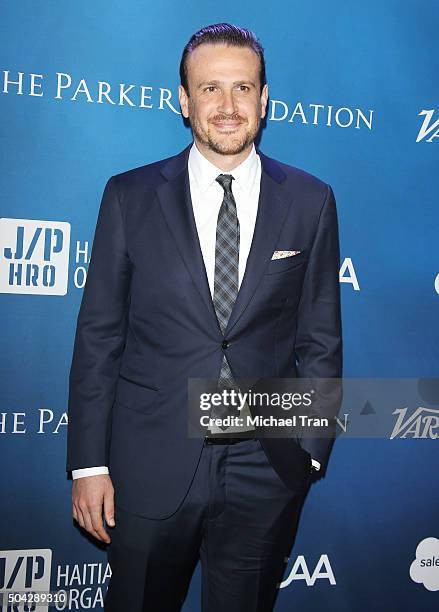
[156,145,221,332]
[224,150,291,335]
[156,144,292,338]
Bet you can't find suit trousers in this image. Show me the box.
[104,438,309,612]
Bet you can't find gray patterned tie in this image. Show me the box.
[211,174,240,428]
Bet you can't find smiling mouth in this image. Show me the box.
[211,120,243,130]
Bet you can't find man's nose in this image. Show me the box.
[218,90,237,115]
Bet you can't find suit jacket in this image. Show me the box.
[66,143,342,519]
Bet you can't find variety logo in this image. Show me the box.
[280,554,336,588]
[410,537,439,591]
[0,219,70,295]
[416,110,439,143]
[0,549,52,611]
[390,407,439,439]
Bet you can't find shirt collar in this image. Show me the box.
[188,141,259,194]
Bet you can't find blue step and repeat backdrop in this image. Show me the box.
[1,1,438,611]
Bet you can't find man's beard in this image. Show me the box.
[189,113,260,156]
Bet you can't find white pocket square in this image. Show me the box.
[271,250,301,260]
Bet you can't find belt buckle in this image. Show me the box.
[204,433,256,445]
[204,436,229,445]
[204,436,219,445]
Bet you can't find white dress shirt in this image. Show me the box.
[188,140,260,291]
[72,142,320,478]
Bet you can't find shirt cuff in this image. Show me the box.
[311,459,321,471]
[71,466,109,479]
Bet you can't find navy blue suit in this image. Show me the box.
[67,143,342,522]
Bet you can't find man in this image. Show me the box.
[67,23,342,612]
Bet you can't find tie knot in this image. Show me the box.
[216,174,234,193]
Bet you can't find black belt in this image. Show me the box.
[204,433,256,445]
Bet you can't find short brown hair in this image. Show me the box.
[180,22,266,95]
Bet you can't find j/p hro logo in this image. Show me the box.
[0,549,52,612]
[0,219,70,295]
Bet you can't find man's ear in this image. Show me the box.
[260,84,269,119]
[178,85,190,119]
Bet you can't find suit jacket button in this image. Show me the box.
[221,340,230,349]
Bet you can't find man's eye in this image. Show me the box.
[204,86,217,93]
[237,85,249,91]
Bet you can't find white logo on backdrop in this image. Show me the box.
[0,549,52,612]
[0,409,68,435]
[0,219,70,295]
[339,257,360,291]
[56,562,111,610]
[390,407,439,439]
[280,554,336,588]
[1,220,354,298]
[1,70,374,131]
[409,537,439,591]
[416,110,439,143]
[0,551,111,611]
[269,100,373,129]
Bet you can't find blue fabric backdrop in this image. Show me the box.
[1,1,438,610]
